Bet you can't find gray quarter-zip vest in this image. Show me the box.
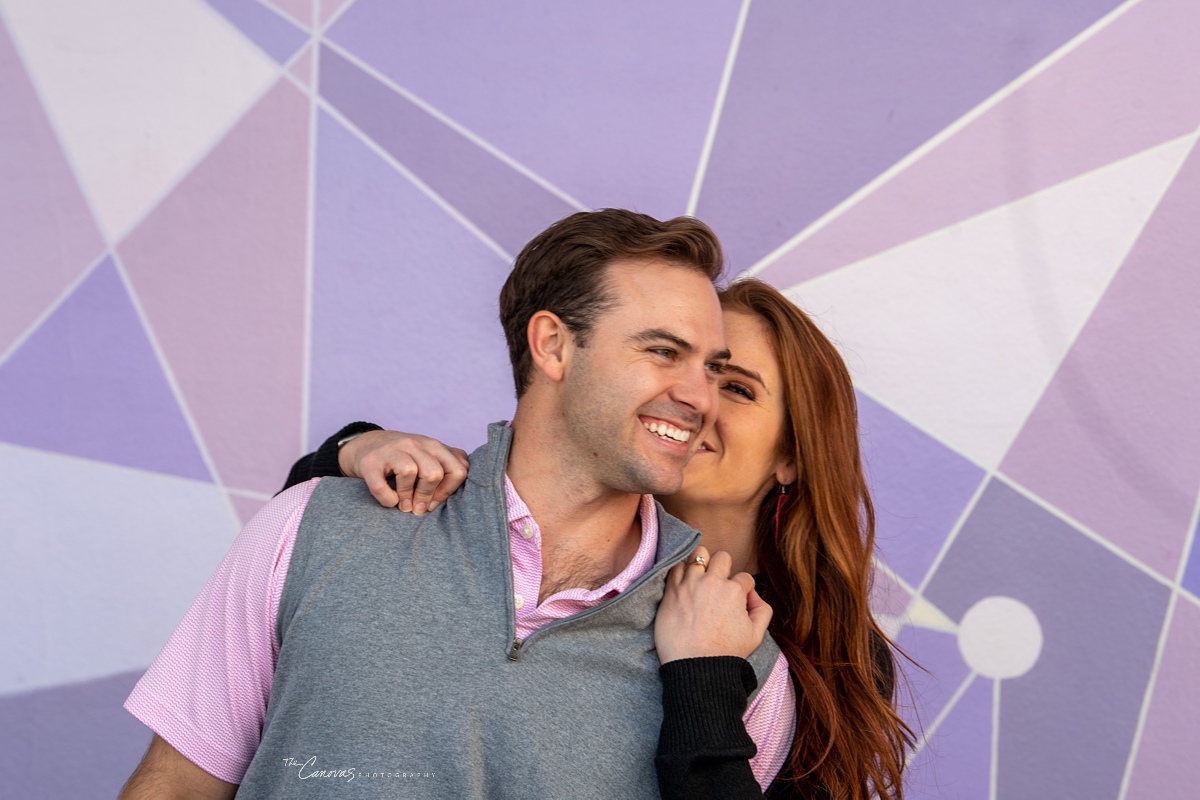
[236,423,782,799]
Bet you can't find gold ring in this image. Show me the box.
[690,555,707,567]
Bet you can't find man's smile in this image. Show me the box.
[640,416,693,444]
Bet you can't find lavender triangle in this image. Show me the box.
[0,259,210,480]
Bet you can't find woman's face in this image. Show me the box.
[673,309,796,510]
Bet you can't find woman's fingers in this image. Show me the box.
[427,451,469,512]
[684,545,711,574]
[729,571,755,593]
[703,549,733,578]
[340,431,402,507]
[339,430,470,512]
[745,588,773,636]
[732,571,771,644]
[668,544,708,587]
[393,437,470,514]
[405,445,446,514]
[655,550,769,663]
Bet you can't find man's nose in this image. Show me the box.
[671,360,716,422]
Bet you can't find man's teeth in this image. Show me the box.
[643,421,691,443]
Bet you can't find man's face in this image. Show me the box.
[558,258,728,496]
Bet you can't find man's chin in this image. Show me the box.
[609,462,686,497]
[634,470,686,498]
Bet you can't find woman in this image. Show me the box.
[286,279,915,798]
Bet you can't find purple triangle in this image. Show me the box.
[696,0,1126,272]
[326,0,743,221]
[203,0,308,64]
[0,670,149,799]
[308,111,516,452]
[906,675,993,799]
[859,391,985,588]
[924,480,1170,799]
[318,45,576,257]
[0,259,210,480]
[1182,517,1200,600]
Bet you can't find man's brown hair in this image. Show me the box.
[499,209,724,397]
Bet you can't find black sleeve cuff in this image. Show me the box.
[312,421,383,479]
[656,656,765,799]
[658,656,759,757]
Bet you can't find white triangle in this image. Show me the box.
[0,443,239,694]
[785,135,1194,469]
[0,0,278,241]
[904,596,959,634]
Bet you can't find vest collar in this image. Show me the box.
[473,422,701,569]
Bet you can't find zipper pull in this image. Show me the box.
[508,638,523,661]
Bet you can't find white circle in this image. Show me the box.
[957,596,1043,679]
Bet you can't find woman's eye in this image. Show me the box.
[722,382,755,400]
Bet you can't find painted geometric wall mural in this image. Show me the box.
[1,1,1197,797]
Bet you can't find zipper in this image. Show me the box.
[505,528,700,662]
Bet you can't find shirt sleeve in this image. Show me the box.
[744,652,798,789]
[123,479,319,784]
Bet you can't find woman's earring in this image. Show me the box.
[774,483,789,548]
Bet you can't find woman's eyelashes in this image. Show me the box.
[722,381,756,401]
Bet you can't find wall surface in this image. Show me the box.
[1,1,1198,797]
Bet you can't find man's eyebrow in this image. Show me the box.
[629,328,696,352]
[629,329,730,364]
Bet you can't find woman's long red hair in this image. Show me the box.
[719,279,914,799]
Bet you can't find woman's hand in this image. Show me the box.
[654,546,773,664]
[338,430,470,514]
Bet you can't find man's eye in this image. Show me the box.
[722,382,755,400]
[651,348,676,359]
[705,361,726,374]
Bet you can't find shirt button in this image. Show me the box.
[520,524,534,539]
[514,594,525,609]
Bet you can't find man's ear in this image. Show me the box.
[528,310,573,383]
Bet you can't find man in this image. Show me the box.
[121,209,792,798]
